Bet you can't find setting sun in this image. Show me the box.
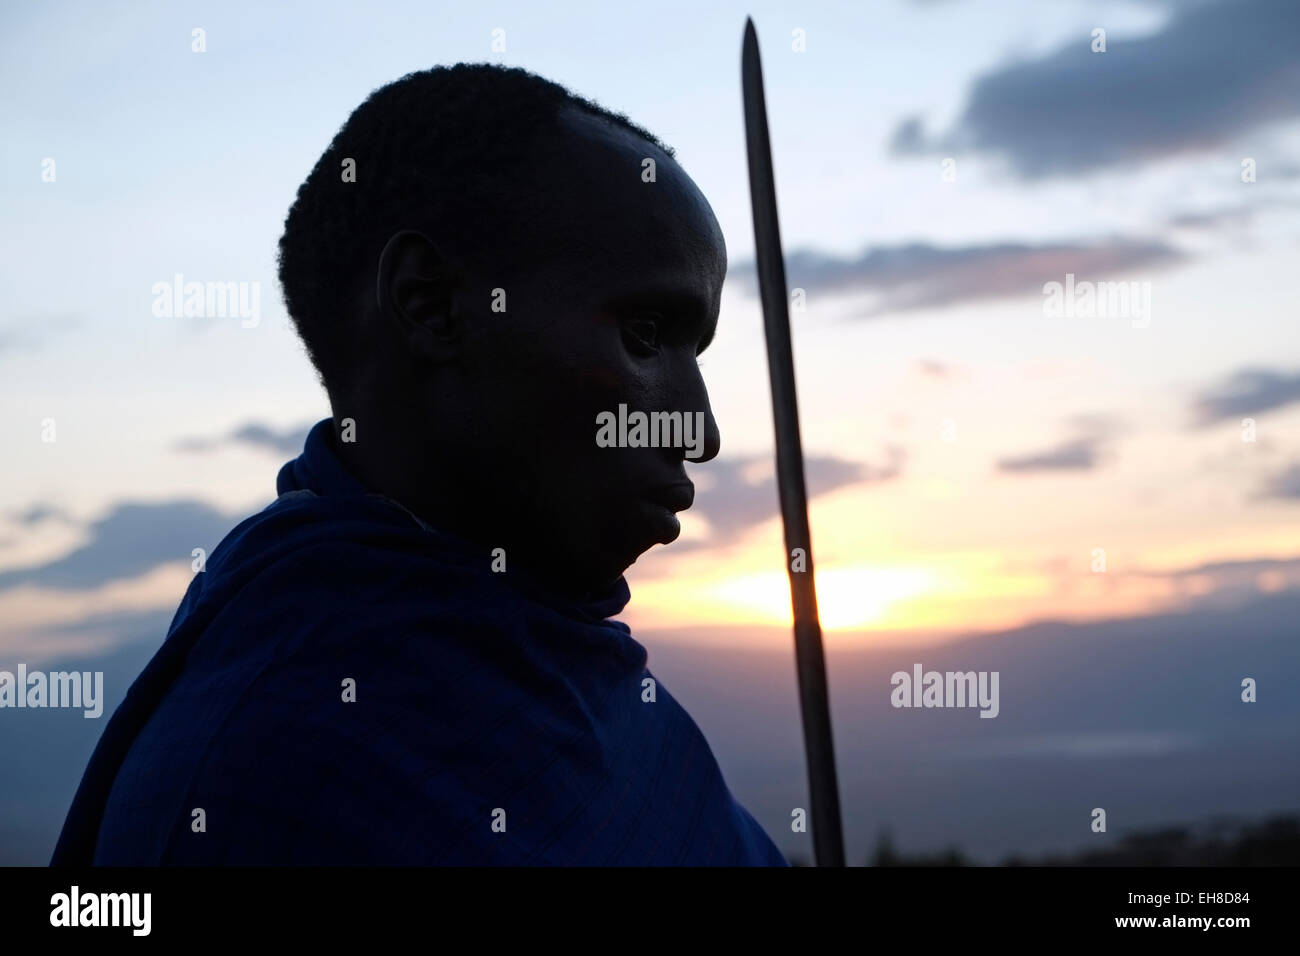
[710,565,938,630]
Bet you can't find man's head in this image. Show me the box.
[278,64,726,596]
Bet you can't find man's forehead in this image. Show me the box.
[556,105,673,168]
[545,106,727,283]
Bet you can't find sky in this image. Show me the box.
[3,0,1300,868]
[2,0,1300,663]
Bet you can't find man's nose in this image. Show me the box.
[679,360,721,463]
[696,403,721,463]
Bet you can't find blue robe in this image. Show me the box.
[52,419,788,865]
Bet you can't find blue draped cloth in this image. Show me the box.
[51,419,788,866]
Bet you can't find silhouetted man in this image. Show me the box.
[53,64,788,865]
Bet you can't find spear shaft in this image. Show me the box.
[742,17,846,868]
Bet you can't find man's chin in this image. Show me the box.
[637,497,683,546]
[601,505,684,579]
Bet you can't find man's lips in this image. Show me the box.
[642,481,695,512]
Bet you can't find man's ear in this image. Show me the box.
[375,230,460,362]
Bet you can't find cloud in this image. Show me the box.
[175,420,312,456]
[996,437,1102,473]
[996,416,1121,474]
[732,239,1184,316]
[0,499,238,592]
[0,328,24,354]
[1191,367,1300,425]
[889,116,927,154]
[1257,463,1300,501]
[8,504,71,526]
[1166,206,1256,230]
[687,450,901,547]
[0,315,80,356]
[1145,551,1300,605]
[1,607,175,668]
[1158,553,1300,580]
[916,359,954,378]
[955,732,1200,760]
[892,0,1300,178]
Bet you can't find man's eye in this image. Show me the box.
[623,313,662,351]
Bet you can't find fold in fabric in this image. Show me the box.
[52,419,788,866]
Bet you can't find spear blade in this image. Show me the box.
[742,17,846,868]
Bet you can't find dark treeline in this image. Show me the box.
[875,815,1300,866]
[786,815,1300,866]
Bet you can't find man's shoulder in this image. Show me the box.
[188,495,517,657]
[200,490,475,599]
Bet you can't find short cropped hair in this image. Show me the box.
[276,63,673,396]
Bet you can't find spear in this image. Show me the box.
[742,17,846,867]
